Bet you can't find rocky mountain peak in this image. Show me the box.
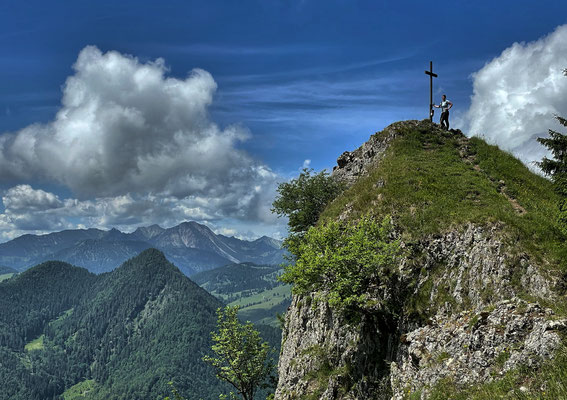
[253,235,282,249]
[132,224,165,240]
[275,120,567,399]
[0,220,286,275]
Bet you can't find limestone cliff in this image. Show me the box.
[274,120,567,399]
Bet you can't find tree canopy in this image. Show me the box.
[280,215,402,312]
[537,69,567,233]
[203,306,276,400]
[271,168,344,235]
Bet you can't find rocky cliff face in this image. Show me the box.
[274,120,567,399]
[390,224,564,399]
[332,121,405,186]
[276,294,395,399]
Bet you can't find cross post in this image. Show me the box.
[424,61,438,121]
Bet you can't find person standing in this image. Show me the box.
[433,94,453,130]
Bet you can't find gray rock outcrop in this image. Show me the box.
[391,299,567,399]
[332,121,415,185]
[276,224,563,399]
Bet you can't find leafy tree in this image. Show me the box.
[272,168,344,235]
[164,381,186,400]
[203,306,276,400]
[280,215,402,311]
[538,69,567,233]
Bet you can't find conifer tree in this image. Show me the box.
[537,69,567,232]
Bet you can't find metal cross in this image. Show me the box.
[424,61,438,121]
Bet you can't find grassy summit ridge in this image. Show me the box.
[274,120,567,400]
[321,120,567,271]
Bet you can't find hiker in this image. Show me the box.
[433,94,453,130]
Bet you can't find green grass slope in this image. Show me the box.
[228,284,291,327]
[193,262,282,300]
[0,273,14,282]
[0,265,17,274]
[63,379,98,400]
[322,120,567,270]
[0,265,17,281]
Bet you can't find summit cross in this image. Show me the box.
[424,61,438,121]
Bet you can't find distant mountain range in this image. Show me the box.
[0,221,286,275]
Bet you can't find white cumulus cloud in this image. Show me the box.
[3,185,63,212]
[0,46,282,240]
[465,25,567,167]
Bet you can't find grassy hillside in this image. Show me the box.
[24,334,44,351]
[314,120,567,399]
[63,379,98,400]
[193,262,291,326]
[322,121,567,270]
[0,265,17,274]
[228,284,291,327]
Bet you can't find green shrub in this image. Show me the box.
[280,215,401,310]
[272,168,344,235]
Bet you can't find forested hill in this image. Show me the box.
[0,248,229,400]
[0,265,17,274]
[0,261,96,351]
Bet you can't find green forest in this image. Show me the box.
[0,249,240,400]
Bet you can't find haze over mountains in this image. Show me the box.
[0,221,285,276]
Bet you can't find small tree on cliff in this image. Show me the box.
[537,69,567,233]
[272,168,344,260]
[271,168,344,235]
[203,306,276,400]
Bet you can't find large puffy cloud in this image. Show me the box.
[2,185,63,212]
[1,185,68,233]
[465,25,567,167]
[0,46,282,240]
[0,46,274,199]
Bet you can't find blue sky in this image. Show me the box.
[0,0,566,241]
